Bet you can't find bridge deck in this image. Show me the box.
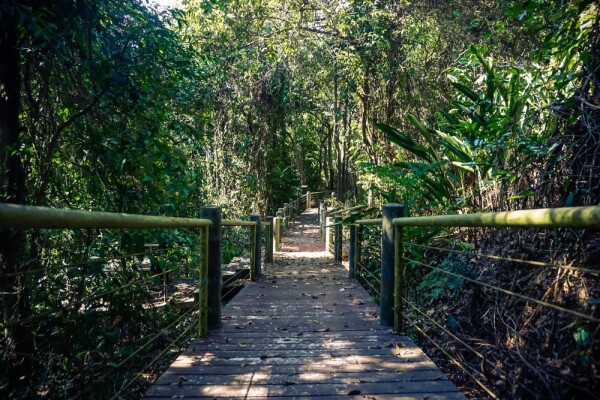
[144,209,465,399]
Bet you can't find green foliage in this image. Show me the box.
[418,254,473,299]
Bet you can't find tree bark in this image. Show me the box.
[0,19,36,388]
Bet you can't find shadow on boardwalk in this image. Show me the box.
[144,208,465,399]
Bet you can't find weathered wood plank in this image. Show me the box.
[144,209,465,399]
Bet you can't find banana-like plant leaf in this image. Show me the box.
[406,114,434,147]
[434,130,472,162]
[421,176,451,201]
[450,161,475,173]
[376,123,433,162]
[440,110,459,125]
[451,82,481,103]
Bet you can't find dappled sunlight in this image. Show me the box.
[200,384,251,397]
[145,208,461,398]
[277,249,332,259]
[168,354,198,367]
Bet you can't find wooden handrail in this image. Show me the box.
[392,205,600,228]
[329,204,367,216]
[0,203,212,229]
[222,219,257,227]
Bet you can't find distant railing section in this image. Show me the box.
[326,203,600,399]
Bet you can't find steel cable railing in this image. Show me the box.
[343,204,600,399]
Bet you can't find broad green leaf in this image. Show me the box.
[451,82,480,103]
[376,123,433,162]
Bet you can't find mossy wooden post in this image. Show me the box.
[348,212,358,279]
[283,203,289,222]
[250,214,261,279]
[318,201,323,225]
[325,216,333,253]
[200,206,222,329]
[265,216,274,263]
[356,224,363,278]
[334,216,342,262]
[273,215,282,251]
[394,219,405,333]
[306,191,312,210]
[381,203,404,327]
[198,225,209,336]
[321,210,329,241]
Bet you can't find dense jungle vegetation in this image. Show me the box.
[1,0,598,398]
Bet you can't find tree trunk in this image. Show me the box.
[0,19,36,388]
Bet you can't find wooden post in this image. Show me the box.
[334,216,342,262]
[250,214,261,279]
[321,210,329,241]
[318,202,323,235]
[325,216,333,253]
[200,206,222,329]
[265,216,274,263]
[198,225,209,336]
[394,221,404,333]
[306,191,312,210]
[348,212,358,279]
[273,215,281,251]
[381,203,404,327]
[356,225,363,278]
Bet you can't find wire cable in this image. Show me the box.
[110,319,195,400]
[78,306,196,399]
[5,268,177,327]
[405,243,600,275]
[405,257,600,323]
[0,247,184,278]
[410,322,500,399]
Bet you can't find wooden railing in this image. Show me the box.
[321,203,600,398]
[0,191,311,399]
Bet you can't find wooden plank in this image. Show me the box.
[144,208,465,399]
[145,380,461,397]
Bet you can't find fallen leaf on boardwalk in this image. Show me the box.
[234,326,246,330]
[396,368,406,373]
[396,342,404,348]
[368,345,382,349]
[284,381,298,385]
[383,343,393,348]
[178,376,188,387]
[347,389,361,395]
[315,327,330,332]
[238,343,247,348]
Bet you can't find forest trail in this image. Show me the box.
[144,208,465,399]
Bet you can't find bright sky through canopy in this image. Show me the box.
[151,0,181,9]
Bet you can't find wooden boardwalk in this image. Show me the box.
[144,209,465,399]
